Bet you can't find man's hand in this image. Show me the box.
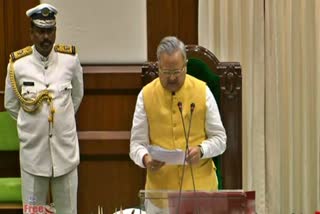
[143,154,165,171]
[186,146,201,165]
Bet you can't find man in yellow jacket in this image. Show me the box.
[130,36,226,212]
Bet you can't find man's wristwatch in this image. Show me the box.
[198,145,204,158]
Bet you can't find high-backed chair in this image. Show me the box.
[141,45,242,189]
[0,111,22,210]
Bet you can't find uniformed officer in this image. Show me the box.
[4,3,83,214]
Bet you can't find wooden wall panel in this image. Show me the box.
[4,0,38,59]
[147,0,198,60]
[77,95,137,130]
[77,66,141,131]
[177,0,199,45]
[76,66,145,213]
[0,0,39,111]
[78,158,144,213]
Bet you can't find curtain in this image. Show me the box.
[199,0,320,213]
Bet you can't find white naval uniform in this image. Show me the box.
[4,45,83,213]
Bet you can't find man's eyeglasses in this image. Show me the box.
[158,61,188,76]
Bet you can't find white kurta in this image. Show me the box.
[130,86,227,168]
[4,45,83,177]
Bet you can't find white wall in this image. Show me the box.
[41,0,147,64]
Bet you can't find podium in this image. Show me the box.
[139,190,255,214]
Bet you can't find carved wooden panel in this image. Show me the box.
[217,62,242,189]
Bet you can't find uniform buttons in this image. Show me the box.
[49,134,53,138]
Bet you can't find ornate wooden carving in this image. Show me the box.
[218,62,242,100]
[142,62,159,86]
[141,45,242,189]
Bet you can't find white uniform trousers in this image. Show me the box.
[21,168,78,214]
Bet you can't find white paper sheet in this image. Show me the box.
[148,145,186,165]
[113,208,145,214]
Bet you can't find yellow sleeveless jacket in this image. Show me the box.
[143,74,218,191]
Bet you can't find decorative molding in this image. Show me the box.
[0,203,23,209]
[78,131,130,140]
[83,65,142,74]
[142,62,159,85]
[78,131,131,156]
[218,63,242,100]
[82,66,142,95]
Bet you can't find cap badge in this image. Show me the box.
[41,8,50,17]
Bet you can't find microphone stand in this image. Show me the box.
[187,103,196,192]
[177,102,187,214]
[187,103,199,214]
[177,102,198,214]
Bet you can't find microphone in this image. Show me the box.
[186,103,195,145]
[177,101,182,110]
[190,103,195,112]
[177,102,188,147]
[176,101,197,214]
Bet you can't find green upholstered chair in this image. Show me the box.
[187,58,223,189]
[142,45,242,189]
[0,111,22,209]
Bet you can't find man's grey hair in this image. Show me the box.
[156,36,187,61]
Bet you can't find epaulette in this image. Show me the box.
[54,44,76,55]
[10,46,33,62]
